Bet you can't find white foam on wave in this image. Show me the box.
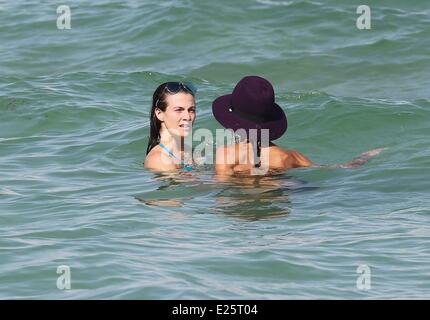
[0,188,21,196]
[255,0,321,7]
[255,0,295,6]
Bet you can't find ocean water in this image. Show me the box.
[1,0,430,299]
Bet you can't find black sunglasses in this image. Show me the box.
[155,81,197,107]
[164,81,197,96]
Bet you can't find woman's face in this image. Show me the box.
[156,92,196,137]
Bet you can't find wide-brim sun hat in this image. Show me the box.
[212,76,287,141]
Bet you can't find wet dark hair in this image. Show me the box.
[146,83,195,155]
[253,140,262,168]
[246,138,261,168]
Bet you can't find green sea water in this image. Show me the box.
[1,0,430,299]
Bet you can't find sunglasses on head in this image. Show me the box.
[164,81,197,95]
[155,81,197,107]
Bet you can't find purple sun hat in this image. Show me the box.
[212,76,287,141]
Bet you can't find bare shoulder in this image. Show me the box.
[267,145,290,167]
[269,145,288,157]
[285,149,313,168]
[144,147,177,171]
[271,146,312,169]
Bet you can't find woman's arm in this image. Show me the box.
[312,148,386,169]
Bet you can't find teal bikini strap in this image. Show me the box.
[158,143,178,160]
[158,143,193,171]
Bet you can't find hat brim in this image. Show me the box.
[212,94,287,141]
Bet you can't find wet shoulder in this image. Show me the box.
[282,149,313,168]
[144,146,176,170]
[267,146,312,168]
[268,145,290,167]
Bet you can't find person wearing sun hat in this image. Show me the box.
[212,75,313,174]
[212,75,386,175]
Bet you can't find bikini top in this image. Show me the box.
[158,143,193,172]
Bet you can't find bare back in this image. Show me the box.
[215,142,312,175]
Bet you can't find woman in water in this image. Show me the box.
[144,82,197,171]
[212,75,383,175]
